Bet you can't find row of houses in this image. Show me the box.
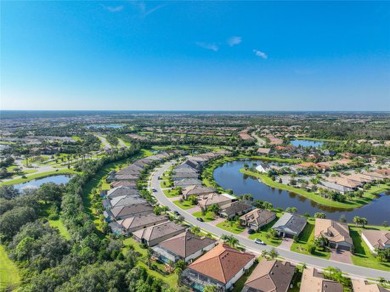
[181,242,389,292]
[320,169,390,194]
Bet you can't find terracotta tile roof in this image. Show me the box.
[158,230,216,258]
[188,243,255,284]
[300,268,343,292]
[352,279,390,292]
[244,259,295,292]
[314,219,353,245]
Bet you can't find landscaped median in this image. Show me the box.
[240,169,383,209]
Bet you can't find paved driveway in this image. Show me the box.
[279,237,294,250]
[330,249,352,264]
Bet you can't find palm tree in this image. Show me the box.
[269,248,279,259]
[146,248,153,268]
[361,217,368,228]
[190,226,200,235]
[353,216,361,226]
[314,212,326,219]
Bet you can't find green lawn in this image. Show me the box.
[241,169,377,209]
[216,220,245,234]
[49,219,71,240]
[290,219,330,259]
[248,216,283,247]
[350,226,390,271]
[0,245,20,291]
[163,188,181,198]
[192,211,216,222]
[173,199,195,210]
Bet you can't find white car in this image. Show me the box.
[254,238,266,245]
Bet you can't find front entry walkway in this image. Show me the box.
[278,237,294,250]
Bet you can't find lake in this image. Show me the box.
[14,175,72,191]
[291,139,323,148]
[214,160,389,225]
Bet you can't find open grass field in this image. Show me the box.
[48,219,71,240]
[290,219,330,259]
[0,245,20,291]
[350,225,390,271]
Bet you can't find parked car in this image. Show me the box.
[254,238,266,245]
[174,211,180,216]
[248,229,255,234]
[196,217,204,222]
[152,188,157,192]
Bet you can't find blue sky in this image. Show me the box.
[1,1,389,111]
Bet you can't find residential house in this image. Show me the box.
[104,195,147,209]
[110,203,153,220]
[110,180,137,188]
[152,230,217,263]
[243,259,295,292]
[174,178,203,188]
[314,219,353,251]
[198,193,235,210]
[352,279,390,292]
[257,148,271,155]
[300,268,343,292]
[240,208,276,231]
[361,230,390,253]
[132,221,186,246]
[272,213,307,238]
[106,186,139,199]
[172,171,200,181]
[118,213,169,234]
[219,201,253,219]
[182,185,216,199]
[181,243,256,291]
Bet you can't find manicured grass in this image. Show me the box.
[0,169,78,186]
[137,262,178,289]
[163,188,181,198]
[216,220,246,234]
[248,215,283,247]
[241,169,376,209]
[173,199,195,210]
[160,180,173,188]
[192,211,216,222]
[0,245,20,291]
[49,219,71,240]
[290,219,330,259]
[350,226,390,271]
[123,237,148,257]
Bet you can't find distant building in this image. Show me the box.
[314,219,353,251]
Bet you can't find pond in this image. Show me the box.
[290,139,323,148]
[14,175,72,191]
[214,160,390,225]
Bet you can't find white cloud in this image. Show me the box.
[103,5,124,13]
[130,1,167,18]
[227,36,242,47]
[253,49,268,59]
[196,42,219,52]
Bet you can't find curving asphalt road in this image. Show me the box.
[149,160,390,281]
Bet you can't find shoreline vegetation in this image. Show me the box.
[202,155,389,210]
[0,169,78,186]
